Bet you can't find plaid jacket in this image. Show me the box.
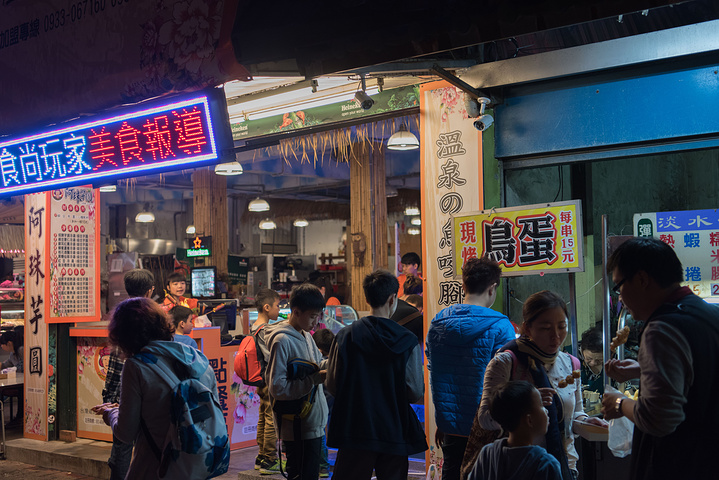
[102,352,125,403]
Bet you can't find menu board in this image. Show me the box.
[48,186,100,322]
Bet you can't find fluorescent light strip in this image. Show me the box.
[229,86,381,122]
[0,96,215,150]
[0,96,220,195]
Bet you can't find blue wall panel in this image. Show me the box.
[495,64,719,159]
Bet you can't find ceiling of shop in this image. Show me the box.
[101,0,719,209]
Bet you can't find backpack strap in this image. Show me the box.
[140,415,163,462]
[398,310,422,327]
[506,349,519,379]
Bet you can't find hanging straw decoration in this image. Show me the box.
[266,114,419,167]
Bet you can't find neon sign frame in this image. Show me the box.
[0,88,233,197]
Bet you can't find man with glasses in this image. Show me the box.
[601,237,719,480]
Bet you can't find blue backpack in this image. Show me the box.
[133,354,231,479]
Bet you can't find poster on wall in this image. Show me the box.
[24,192,49,440]
[419,80,484,470]
[634,208,719,301]
[49,186,99,321]
[76,337,113,440]
[452,200,584,277]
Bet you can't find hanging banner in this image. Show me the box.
[24,192,49,440]
[419,80,483,470]
[452,200,584,277]
[634,208,719,300]
[0,0,250,137]
[230,85,419,141]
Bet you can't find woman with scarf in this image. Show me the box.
[472,291,606,480]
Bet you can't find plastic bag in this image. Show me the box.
[193,314,212,328]
[606,385,634,458]
[426,463,437,480]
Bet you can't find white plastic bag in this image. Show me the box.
[606,385,634,458]
[193,314,212,328]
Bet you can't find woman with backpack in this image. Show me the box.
[92,297,230,479]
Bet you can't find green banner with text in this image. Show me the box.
[231,85,419,141]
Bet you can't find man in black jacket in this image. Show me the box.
[601,237,719,480]
[326,270,428,480]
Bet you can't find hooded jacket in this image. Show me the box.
[264,320,328,440]
[326,315,428,455]
[426,304,516,436]
[107,340,217,480]
[468,438,562,480]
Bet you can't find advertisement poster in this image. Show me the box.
[634,208,719,301]
[194,328,260,449]
[76,337,113,440]
[24,192,49,440]
[419,80,483,471]
[452,200,584,277]
[48,186,100,321]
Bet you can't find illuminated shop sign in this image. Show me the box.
[0,90,231,197]
[187,236,212,257]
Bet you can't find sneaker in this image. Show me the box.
[319,467,330,478]
[259,459,285,475]
[254,456,262,470]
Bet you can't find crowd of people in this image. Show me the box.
[89,239,717,479]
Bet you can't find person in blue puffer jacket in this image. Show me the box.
[426,257,516,480]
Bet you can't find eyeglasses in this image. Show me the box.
[612,278,627,295]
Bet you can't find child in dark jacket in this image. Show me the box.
[468,381,561,480]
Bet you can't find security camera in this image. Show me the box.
[473,114,494,132]
[354,91,374,110]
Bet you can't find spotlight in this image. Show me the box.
[354,90,374,110]
[473,114,494,132]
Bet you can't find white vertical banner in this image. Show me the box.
[24,192,49,440]
[420,81,483,471]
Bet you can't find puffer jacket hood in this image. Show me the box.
[139,340,209,380]
[430,304,510,346]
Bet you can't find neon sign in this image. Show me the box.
[187,236,212,257]
[0,90,231,197]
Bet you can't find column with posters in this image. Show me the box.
[419,81,484,471]
[634,208,719,300]
[24,192,50,440]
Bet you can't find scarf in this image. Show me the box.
[501,339,573,480]
[516,335,559,365]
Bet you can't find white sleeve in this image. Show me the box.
[478,352,513,431]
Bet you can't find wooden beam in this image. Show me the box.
[192,168,228,276]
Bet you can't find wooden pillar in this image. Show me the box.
[348,142,388,311]
[192,168,228,275]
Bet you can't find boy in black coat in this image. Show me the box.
[326,269,428,480]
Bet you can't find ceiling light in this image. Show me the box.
[98,185,116,192]
[411,217,421,226]
[214,161,243,176]
[135,204,155,223]
[293,218,309,227]
[259,218,277,230]
[405,207,420,216]
[408,227,421,235]
[387,124,419,151]
[186,225,196,235]
[248,197,270,212]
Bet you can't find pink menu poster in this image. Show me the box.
[48,186,100,322]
